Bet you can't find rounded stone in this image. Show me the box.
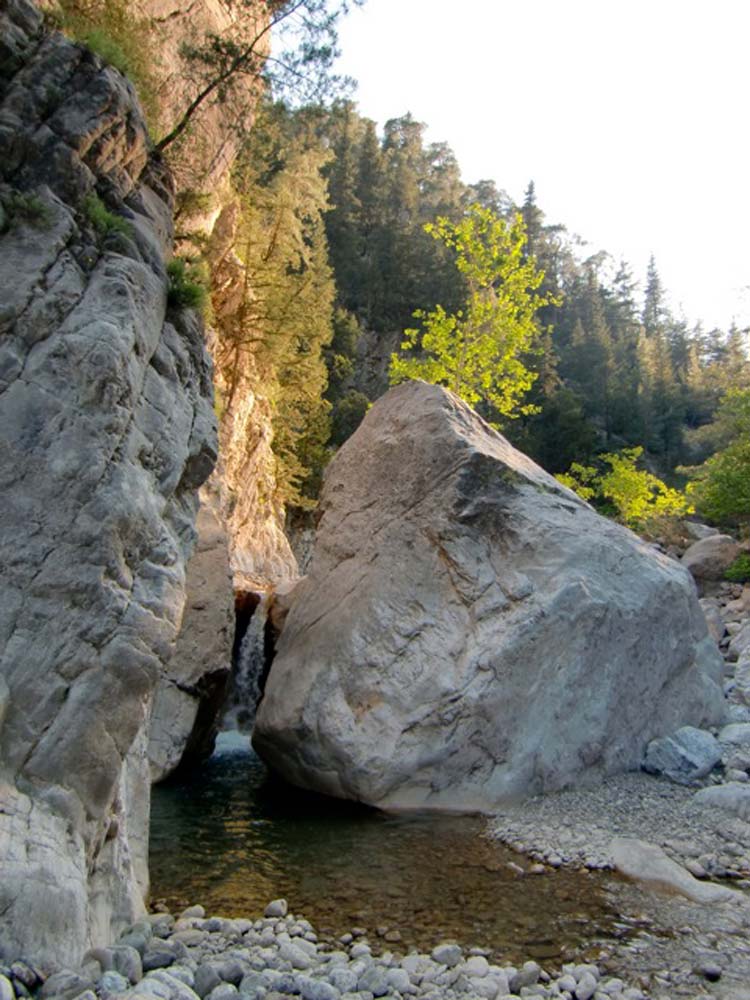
[97,972,131,998]
[430,945,462,969]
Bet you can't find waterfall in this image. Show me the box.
[222,593,270,733]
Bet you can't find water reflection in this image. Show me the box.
[149,737,627,964]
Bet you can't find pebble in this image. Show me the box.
[357,966,390,997]
[39,971,92,1000]
[575,970,598,1000]
[193,965,221,997]
[695,962,723,982]
[464,955,489,978]
[386,967,413,993]
[430,944,462,968]
[97,971,130,998]
[207,986,238,1000]
[297,975,340,1000]
[110,946,142,985]
[509,961,541,992]
[264,900,288,919]
[327,967,358,993]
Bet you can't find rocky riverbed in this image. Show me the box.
[1,900,656,1000]
[488,577,750,999]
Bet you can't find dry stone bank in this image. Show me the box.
[0,901,661,1000]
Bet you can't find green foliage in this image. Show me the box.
[0,191,51,231]
[156,0,362,154]
[82,193,132,237]
[329,389,370,446]
[319,103,749,482]
[167,257,210,312]
[218,102,335,510]
[389,204,556,420]
[685,389,750,527]
[80,27,129,74]
[725,554,750,583]
[175,190,214,223]
[53,0,159,127]
[558,447,692,529]
[323,306,361,399]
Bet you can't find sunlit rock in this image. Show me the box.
[254,381,725,809]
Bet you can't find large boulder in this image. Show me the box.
[682,535,741,581]
[253,382,725,810]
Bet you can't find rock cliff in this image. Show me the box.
[254,381,726,810]
[0,0,216,966]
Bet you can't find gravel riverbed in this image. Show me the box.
[489,775,750,999]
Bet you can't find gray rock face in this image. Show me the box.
[148,503,234,782]
[682,535,741,581]
[0,3,216,967]
[254,382,725,810]
[642,726,722,785]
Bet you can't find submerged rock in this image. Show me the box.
[253,381,724,809]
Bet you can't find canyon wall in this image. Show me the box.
[0,1,217,965]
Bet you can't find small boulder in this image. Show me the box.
[264,899,288,919]
[642,726,721,784]
[682,535,740,581]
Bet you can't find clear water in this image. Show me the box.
[149,736,635,965]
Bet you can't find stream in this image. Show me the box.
[149,733,641,967]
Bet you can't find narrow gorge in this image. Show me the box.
[2,3,750,999]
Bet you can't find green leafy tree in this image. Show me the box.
[685,389,750,528]
[558,447,692,529]
[389,204,555,419]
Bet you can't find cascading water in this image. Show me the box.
[222,592,271,733]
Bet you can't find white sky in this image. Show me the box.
[333,0,750,332]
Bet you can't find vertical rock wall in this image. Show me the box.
[0,1,216,966]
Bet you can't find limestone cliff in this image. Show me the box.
[0,0,216,966]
